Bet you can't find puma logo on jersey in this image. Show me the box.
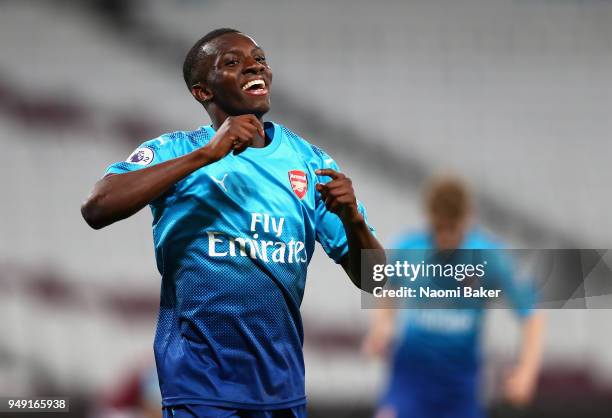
[210,173,229,192]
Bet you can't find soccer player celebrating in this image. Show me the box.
[81,28,382,418]
[363,175,544,418]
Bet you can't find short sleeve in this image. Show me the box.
[313,150,376,263]
[104,134,178,176]
[487,251,536,319]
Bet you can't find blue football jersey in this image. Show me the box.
[379,229,535,416]
[105,122,373,409]
[389,229,534,377]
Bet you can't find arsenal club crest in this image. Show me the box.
[288,170,308,199]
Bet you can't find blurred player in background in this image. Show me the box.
[363,175,544,418]
[91,360,162,418]
[81,28,382,418]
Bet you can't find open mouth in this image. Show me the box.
[241,79,268,96]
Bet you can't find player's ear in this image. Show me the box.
[191,83,213,103]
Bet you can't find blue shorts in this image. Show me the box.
[162,404,306,418]
[378,364,484,418]
[376,396,484,418]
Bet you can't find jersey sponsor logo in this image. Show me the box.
[288,170,308,199]
[207,212,308,264]
[126,147,154,166]
[410,310,475,334]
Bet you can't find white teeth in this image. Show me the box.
[242,79,266,90]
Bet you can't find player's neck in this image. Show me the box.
[211,113,269,148]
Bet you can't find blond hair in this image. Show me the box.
[424,174,472,222]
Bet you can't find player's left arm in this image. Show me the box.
[505,311,545,407]
[491,253,546,407]
[315,169,385,293]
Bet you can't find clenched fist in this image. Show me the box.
[203,115,265,162]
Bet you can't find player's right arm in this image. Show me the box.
[81,115,264,229]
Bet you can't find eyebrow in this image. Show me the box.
[220,47,265,56]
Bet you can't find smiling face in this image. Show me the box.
[193,32,272,119]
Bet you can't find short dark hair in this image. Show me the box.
[182,28,241,90]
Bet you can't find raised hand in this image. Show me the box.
[315,168,362,224]
[204,114,265,162]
